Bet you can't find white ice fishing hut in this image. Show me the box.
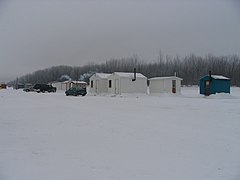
[149,76,183,94]
[52,81,87,91]
[89,73,111,94]
[108,70,147,94]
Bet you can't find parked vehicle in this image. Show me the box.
[65,87,87,96]
[0,83,7,89]
[33,84,56,93]
[16,83,24,89]
[23,86,36,92]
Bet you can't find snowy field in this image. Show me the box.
[0,86,240,180]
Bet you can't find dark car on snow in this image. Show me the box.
[33,84,56,93]
[65,87,87,96]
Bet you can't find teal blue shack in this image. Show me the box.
[199,75,230,96]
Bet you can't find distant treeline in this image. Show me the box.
[10,54,240,86]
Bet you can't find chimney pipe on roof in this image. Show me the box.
[209,70,212,80]
[132,68,136,81]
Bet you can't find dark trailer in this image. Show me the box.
[199,74,230,96]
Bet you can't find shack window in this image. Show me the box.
[109,80,112,88]
[91,80,93,88]
[172,80,176,88]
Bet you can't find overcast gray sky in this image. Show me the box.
[0,0,240,82]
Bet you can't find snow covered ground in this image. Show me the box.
[0,86,240,180]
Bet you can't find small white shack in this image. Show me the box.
[71,81,87,88]
[89,73,111,94]
[149,76,183,94]
[52,81,87,91]
[108,72,147,94]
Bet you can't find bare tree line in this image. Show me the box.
[10,54,240,87]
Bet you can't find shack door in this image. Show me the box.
[205,80,210,96]
[96,80,99,94]
[172,80,176,93]
[115,79,119,94]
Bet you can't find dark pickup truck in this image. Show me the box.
[33,84,56,93]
